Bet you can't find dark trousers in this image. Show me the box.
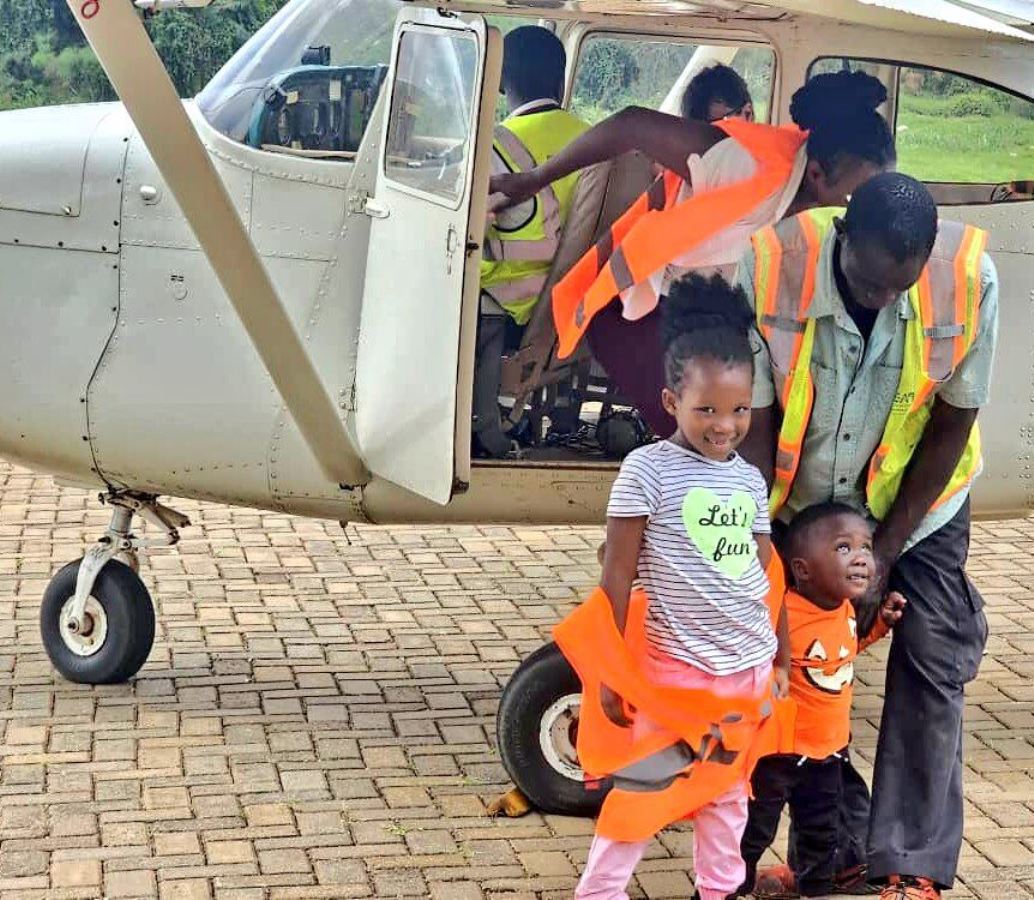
[741,752,844,897]
[472,304,523,457]
[782,748,872,881]
[865,499,988,888]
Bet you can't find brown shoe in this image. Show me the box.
[879,875,941,899]
[834,864,880,894]
[753,864,800,899]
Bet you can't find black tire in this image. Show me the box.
[40,558,155,684]
[496,642,611,816]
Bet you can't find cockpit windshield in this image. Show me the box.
[197,0,403,150]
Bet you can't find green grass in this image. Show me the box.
[896,93,1034,183]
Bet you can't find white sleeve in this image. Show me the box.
[607,451,661,519]
[749,466,772,535]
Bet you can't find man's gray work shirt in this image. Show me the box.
[737,226,999,549]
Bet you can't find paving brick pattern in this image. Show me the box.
[0,461,1032,898]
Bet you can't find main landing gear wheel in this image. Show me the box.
[38,490,189,685]
[40,558,155,684]
[496,642,610,816]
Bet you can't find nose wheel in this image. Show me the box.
[39,492,188,684]
[41,557,155,683]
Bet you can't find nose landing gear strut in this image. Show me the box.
[40,490,189,684]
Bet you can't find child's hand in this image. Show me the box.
[880,590,907,628]
[600,684,633,727]
[773,664,791,699]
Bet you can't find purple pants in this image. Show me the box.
[586,300,675,438]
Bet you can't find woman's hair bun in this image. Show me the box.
[790,70,888,131]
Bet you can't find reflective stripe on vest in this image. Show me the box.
[551,119,808,359]
[865,222,986,520]
[484,126,561,264]
[753,209,986,519]
[482,109,590,324]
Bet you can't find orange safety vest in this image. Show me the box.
[553,555,796,842]
[752,208,986,518]
[551,119,808,359]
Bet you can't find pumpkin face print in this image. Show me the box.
[802,620,856,695]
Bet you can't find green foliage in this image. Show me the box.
[574,40,641,111]
[148,0,288,97]
[570,38,772,125]
[897,91,1034,183]
[947,91,998,118]
[0,0,288,110]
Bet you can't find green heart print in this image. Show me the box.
[681,487,758,580]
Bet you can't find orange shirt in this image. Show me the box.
[785,590,888,760]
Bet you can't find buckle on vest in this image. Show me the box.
[922,324,965,339]
[761,313,807,333]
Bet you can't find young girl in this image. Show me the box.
[574,273,790,900]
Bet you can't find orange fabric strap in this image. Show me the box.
[551,121,807,359]
[553,553,795,841]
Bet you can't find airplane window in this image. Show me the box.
[809,57,1034,204]
[570,34,775,124]
[382,28,479,205]
[197,0,402,151]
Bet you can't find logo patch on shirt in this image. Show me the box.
[681,488,757,579]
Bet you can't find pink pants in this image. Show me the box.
[575,653,772,900]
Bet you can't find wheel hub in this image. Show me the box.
[538,693,584,782]
[59,595,108,657]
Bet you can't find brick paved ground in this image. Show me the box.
[0,461,1031,899]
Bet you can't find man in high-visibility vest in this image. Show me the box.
[473,26,589,458]
[737,173,998,900]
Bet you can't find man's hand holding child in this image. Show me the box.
[880,590,907,628]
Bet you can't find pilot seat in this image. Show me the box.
[493,150,657,461]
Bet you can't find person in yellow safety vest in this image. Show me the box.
[473,26,590,458]
[736,173,998,900]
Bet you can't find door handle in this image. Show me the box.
[362,197,391,219]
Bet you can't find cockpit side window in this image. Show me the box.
[197,0,402,158]
[809,57,1034,204]
[570,33,775,124]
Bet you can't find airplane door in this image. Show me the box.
[355,10,500,504]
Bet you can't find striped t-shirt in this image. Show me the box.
[608,440,776,675]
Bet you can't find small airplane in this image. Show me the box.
[1,0,1032,816]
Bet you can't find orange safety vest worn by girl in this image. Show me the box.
[552,119,808,359]
[553,555,796,843]
[783,590,888,760]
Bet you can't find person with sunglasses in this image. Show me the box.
[682,62,756,124]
